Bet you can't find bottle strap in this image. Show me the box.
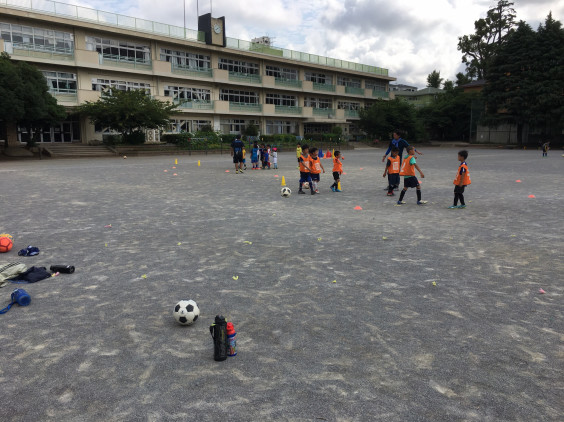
[0,300,14,314]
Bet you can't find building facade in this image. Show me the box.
[393,87,444,108]
[0,1,395,144]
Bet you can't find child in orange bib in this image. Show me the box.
[448,150,471,209]
[397,146,426,205]
[383,146,400,196]
[309,147,325,193]
[330,151,344,192]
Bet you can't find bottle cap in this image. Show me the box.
[226,322,235,335]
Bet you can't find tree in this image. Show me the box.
[358,99,421,142]
[79,89,178,144]
[427,70,443,88]
[457,0,517,80]
[455,72,472,87]
[442,80,455,92]
[0,52,66,147]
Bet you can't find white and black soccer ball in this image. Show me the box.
[281,186,291,197]
[302,181,310,190]
[173,299,200,325]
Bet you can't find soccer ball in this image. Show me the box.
[0,235,13,253]
[173,299,200,325]
[302,182,310,190]
[281,187,291,197]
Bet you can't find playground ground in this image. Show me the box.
[0,147,562,421]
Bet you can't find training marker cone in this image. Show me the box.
[332,148,335,157]
[281,176,286,186]
[197,160,201,167]
[337,181,342,190]
[175,158,178,165]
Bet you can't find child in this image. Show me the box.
[242,147,247,170]
[542,142,550,157]
[449,150,471,209]
[272,147,278,169]
[383,147,400,196]
[397,146,426,205]
[330,151,344,192]
[298,144,314,195]
[251,142,259,169]
[309,147,325,193]
[296,143,302,169]
[262,145,270,169]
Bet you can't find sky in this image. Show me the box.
[61,0,563,88]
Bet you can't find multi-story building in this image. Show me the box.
[393,87,444,108]
[0,1,395,144]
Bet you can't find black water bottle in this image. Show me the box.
[50,265,75,274]
[209,315,228,361]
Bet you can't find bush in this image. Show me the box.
[103,134,123,146]
[162,133,192,145]
[122,130,146,145]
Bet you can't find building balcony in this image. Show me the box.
[98,54,152,71]
[274,105,302,115]
[274,78,302,89]
[228,72,261,84]
[345,109,360,118]
[49,89,78,103]
[313,83,336,92]
[171,64,213,78]
[5,42,74,61]
[344,86,364,96]
[174,100,214,110]
[229,103,262,112]
[372,90,389,99]
[313,108,336,118]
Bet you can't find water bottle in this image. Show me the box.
[50,265,75,274]
[209,315,227,361]
[12,288,31,306]
[226,322,237,357]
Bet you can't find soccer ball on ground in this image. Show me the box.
[281,187,291,197]
[0,234,13,253]
[173,299,200,325]
[302,182,310,190]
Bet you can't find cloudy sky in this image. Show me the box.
[63,0,562,88]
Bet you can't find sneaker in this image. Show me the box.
[448,205,458,209]
[235,170,239,174]
[298,190,305,194]
[239,169,244,173]
[458,204,466,209]
[387,192,393,196]
[336,189,342,192]
[311,190,316,195]
[331,186,336,192]
[417,201,428,205]
[315,189,320,193]
[397,200,406,205]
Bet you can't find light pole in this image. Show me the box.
[183,0,186,38]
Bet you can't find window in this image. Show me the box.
[305,72,331,84]
[266,93,297,107]
[160,49,210,69]
[365,80,387,91]
[266,65,298,80]
[219,89,259,104]
[337,76,361,88]
[220,119,257,134]
[164,86,211,102]
[92,78,151,93]
[1,22,74,53]
[218,58,259,74]
[42,71,77,93]
[164,119,212,133]
[266,120,296,135]
[304,123,332,134]
[337,101,360,110]
[304,97,332,109]
[86,36,150,63]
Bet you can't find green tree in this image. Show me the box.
[243,123,259,137]
[426,70,443,88]
[79,89,178,144]
[457,0,517,79]
[0,52,66,147]
[442,80,455,92]
[455,72,472,87]
[358,99,421,141]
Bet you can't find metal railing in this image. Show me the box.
[171,64,213,78]
[275,78,302,88]
[99,54,152,70]
[49,90,78,102]
[344,86,365,95]
[174,100,214,110]
[313,83,336,92]
[274,106,302,115]
[7,41,74,60]
[345,110,360,118]
[228,72,262,84]
[313,108,335,117]
[229,103,262,112]
[372,90,389,99]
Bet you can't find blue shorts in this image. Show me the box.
[299,171,312,183]
[388,173,400,187]
[310,174,320,182]
[403,176,420,188]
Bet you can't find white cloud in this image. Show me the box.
[59,0,563,87]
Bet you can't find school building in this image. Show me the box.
[0,0,395,144]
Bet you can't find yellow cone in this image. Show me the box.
[337,181,341,190]
[197,160,201,167]
[332,148,335,157]
[281,176,286,186]
[174,158,178,165]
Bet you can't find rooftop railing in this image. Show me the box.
[1,0,389,77]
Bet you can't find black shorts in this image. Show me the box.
[403,176,420,188]
[310,173,320,182]
[454,185,466,194]
[388,173,400,187]
[333,171,340,181]
[299,171,312,183]
[233,153,243,163]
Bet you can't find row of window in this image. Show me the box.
[1,22,74,53]
[86,36,150,63]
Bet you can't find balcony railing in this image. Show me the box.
[171,64,213,78]
[49,90,78,102]
[7,41,74,60]
[274,78,302,89]
[99,54,152,70]
[313,108,335,117]
[313,83,336,92]
[229,103,262,112]
[345,109,360,118]
[228,72,261,84]
[274,105,302,115]
[344,86,364,95]
[174,100,214,110]
[373,90,389,99]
